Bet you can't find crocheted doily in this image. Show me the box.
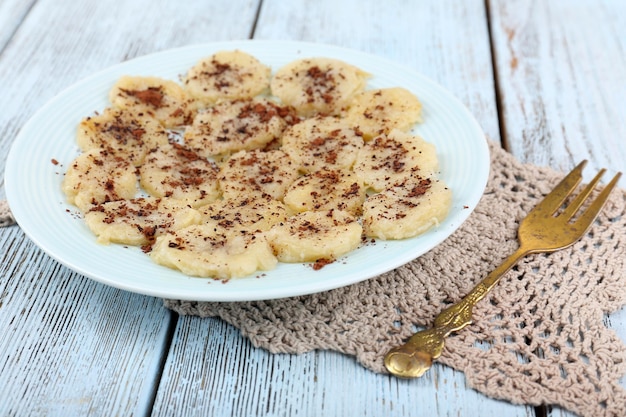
[0,200,16,227]
[165,142,626,417]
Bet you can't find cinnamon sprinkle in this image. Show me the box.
[312,258,334,270]
[121,87,165,108]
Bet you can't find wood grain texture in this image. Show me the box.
[489,0,626,184]
[0,0,260,416]
[154,317,534,417]
[0,0,36,52]
[0,228,174,416]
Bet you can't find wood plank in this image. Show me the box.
[152,0,532,416]
[489,1,626,416]
[0,0,36,52]
[0,226,175,416]
[0,0,261,415]
[154,317,534,417]
[489,0,626,184]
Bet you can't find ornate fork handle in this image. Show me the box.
[385,248,528,378]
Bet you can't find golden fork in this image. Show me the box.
[384,160,622,378]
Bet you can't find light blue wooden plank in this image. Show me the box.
[489,0,626,185]
[0,226,174,416]
[153,317,534,417]
[0,0,36,52]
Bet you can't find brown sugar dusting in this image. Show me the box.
[172,142,202,162]
[310,136,327,147]
[312,257,334,270]
[210,60,232,76]
[122,87,165,108]
[407,178,431,198]
[304,65,336,104]
[238,101,279,123]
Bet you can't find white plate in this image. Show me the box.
[5,40,489,301]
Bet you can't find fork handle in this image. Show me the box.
[433,246,529,328]
[385,247,530,378]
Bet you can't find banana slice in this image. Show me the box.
[266,209,363,263]
[183,50,271,105]
[84,197,201,246]
[139,143,221,208]
[344,87,422,140]
[362,175,452,240]
[283,168,366,215]
[218,149,299,200]
[109,75,198,128]
[77,107,169,166]
[281,116,364,173]
[183,97,296,158]
[270,57,369,117]
[62,148,138,212]
[353,129,439,192]
[199,194,292,234]
[150,225,277,279]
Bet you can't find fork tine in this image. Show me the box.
[574,171,622,230]
[531,160,586,215]
[561,168,606,221]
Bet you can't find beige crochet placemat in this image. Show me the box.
[165,142,626,417]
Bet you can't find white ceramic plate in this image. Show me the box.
[5,40,489,301]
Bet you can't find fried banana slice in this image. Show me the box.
[266,209,363,263]
[199,194,292,234]
[109,75,198,128]
[362,175,452,240]
[344,87,422,140]
[270,57,369,117]
[353,129,439,192]
[283,168,366,216]
[183,97,296,158]
[62,148,138,212]
[281,116,364,173]
[139,143,221,208]
[218,149,299,200]
[150,225,277,279]
[76,107,169,166]
[183,50,271,105]
[84,197,201,246]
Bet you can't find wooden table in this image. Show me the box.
[1,1,624,416]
